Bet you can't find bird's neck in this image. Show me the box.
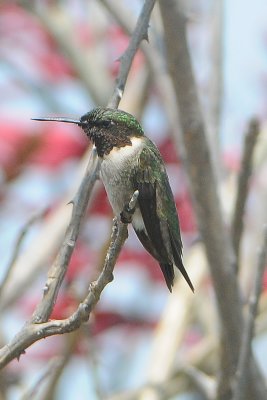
[102,136,144,163]
[92,133,131,157]
[94,134,144,158]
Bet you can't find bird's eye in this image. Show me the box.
[102,120,110,128]
[102,120,112,128]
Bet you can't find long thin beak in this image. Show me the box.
[31,117,81,125]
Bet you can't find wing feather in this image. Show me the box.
[133,139,194,292]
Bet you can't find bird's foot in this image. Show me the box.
[120,204,135,224]
[120,190,139,224]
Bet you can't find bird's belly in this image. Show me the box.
[101,163,145,232]
[100,139,144,217]
[100,160,135,216]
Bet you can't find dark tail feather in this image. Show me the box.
[168,227,194,292]
[176,259,194,292]
[159,263,175,292]
[160,261,194,293]
[135,229,175,292]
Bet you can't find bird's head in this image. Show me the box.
[32,107,144,157]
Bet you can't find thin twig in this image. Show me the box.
[231,118,260,267]
[0,210,45,298]
[0,191,139,369]
[108,0,156,109]
[232,225,267,400]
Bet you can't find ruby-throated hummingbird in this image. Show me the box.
[33,108,194,292]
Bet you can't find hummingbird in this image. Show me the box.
[32,108,194,292]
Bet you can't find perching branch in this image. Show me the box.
[31,148,100,323]
[231,118,260,267]
[232,225,267,400]
[0,0,155,368]
[0,191,139,369]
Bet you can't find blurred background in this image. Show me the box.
[0,1,267,399]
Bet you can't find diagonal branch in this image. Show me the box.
[31,148,100,323]
[0,192,139,369]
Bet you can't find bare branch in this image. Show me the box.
[0,191,139,369]
[232,225,267,400]
[108,0,156,108]
[231,118,260,266]
[31,148,100,323]
[158,1,266,399]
